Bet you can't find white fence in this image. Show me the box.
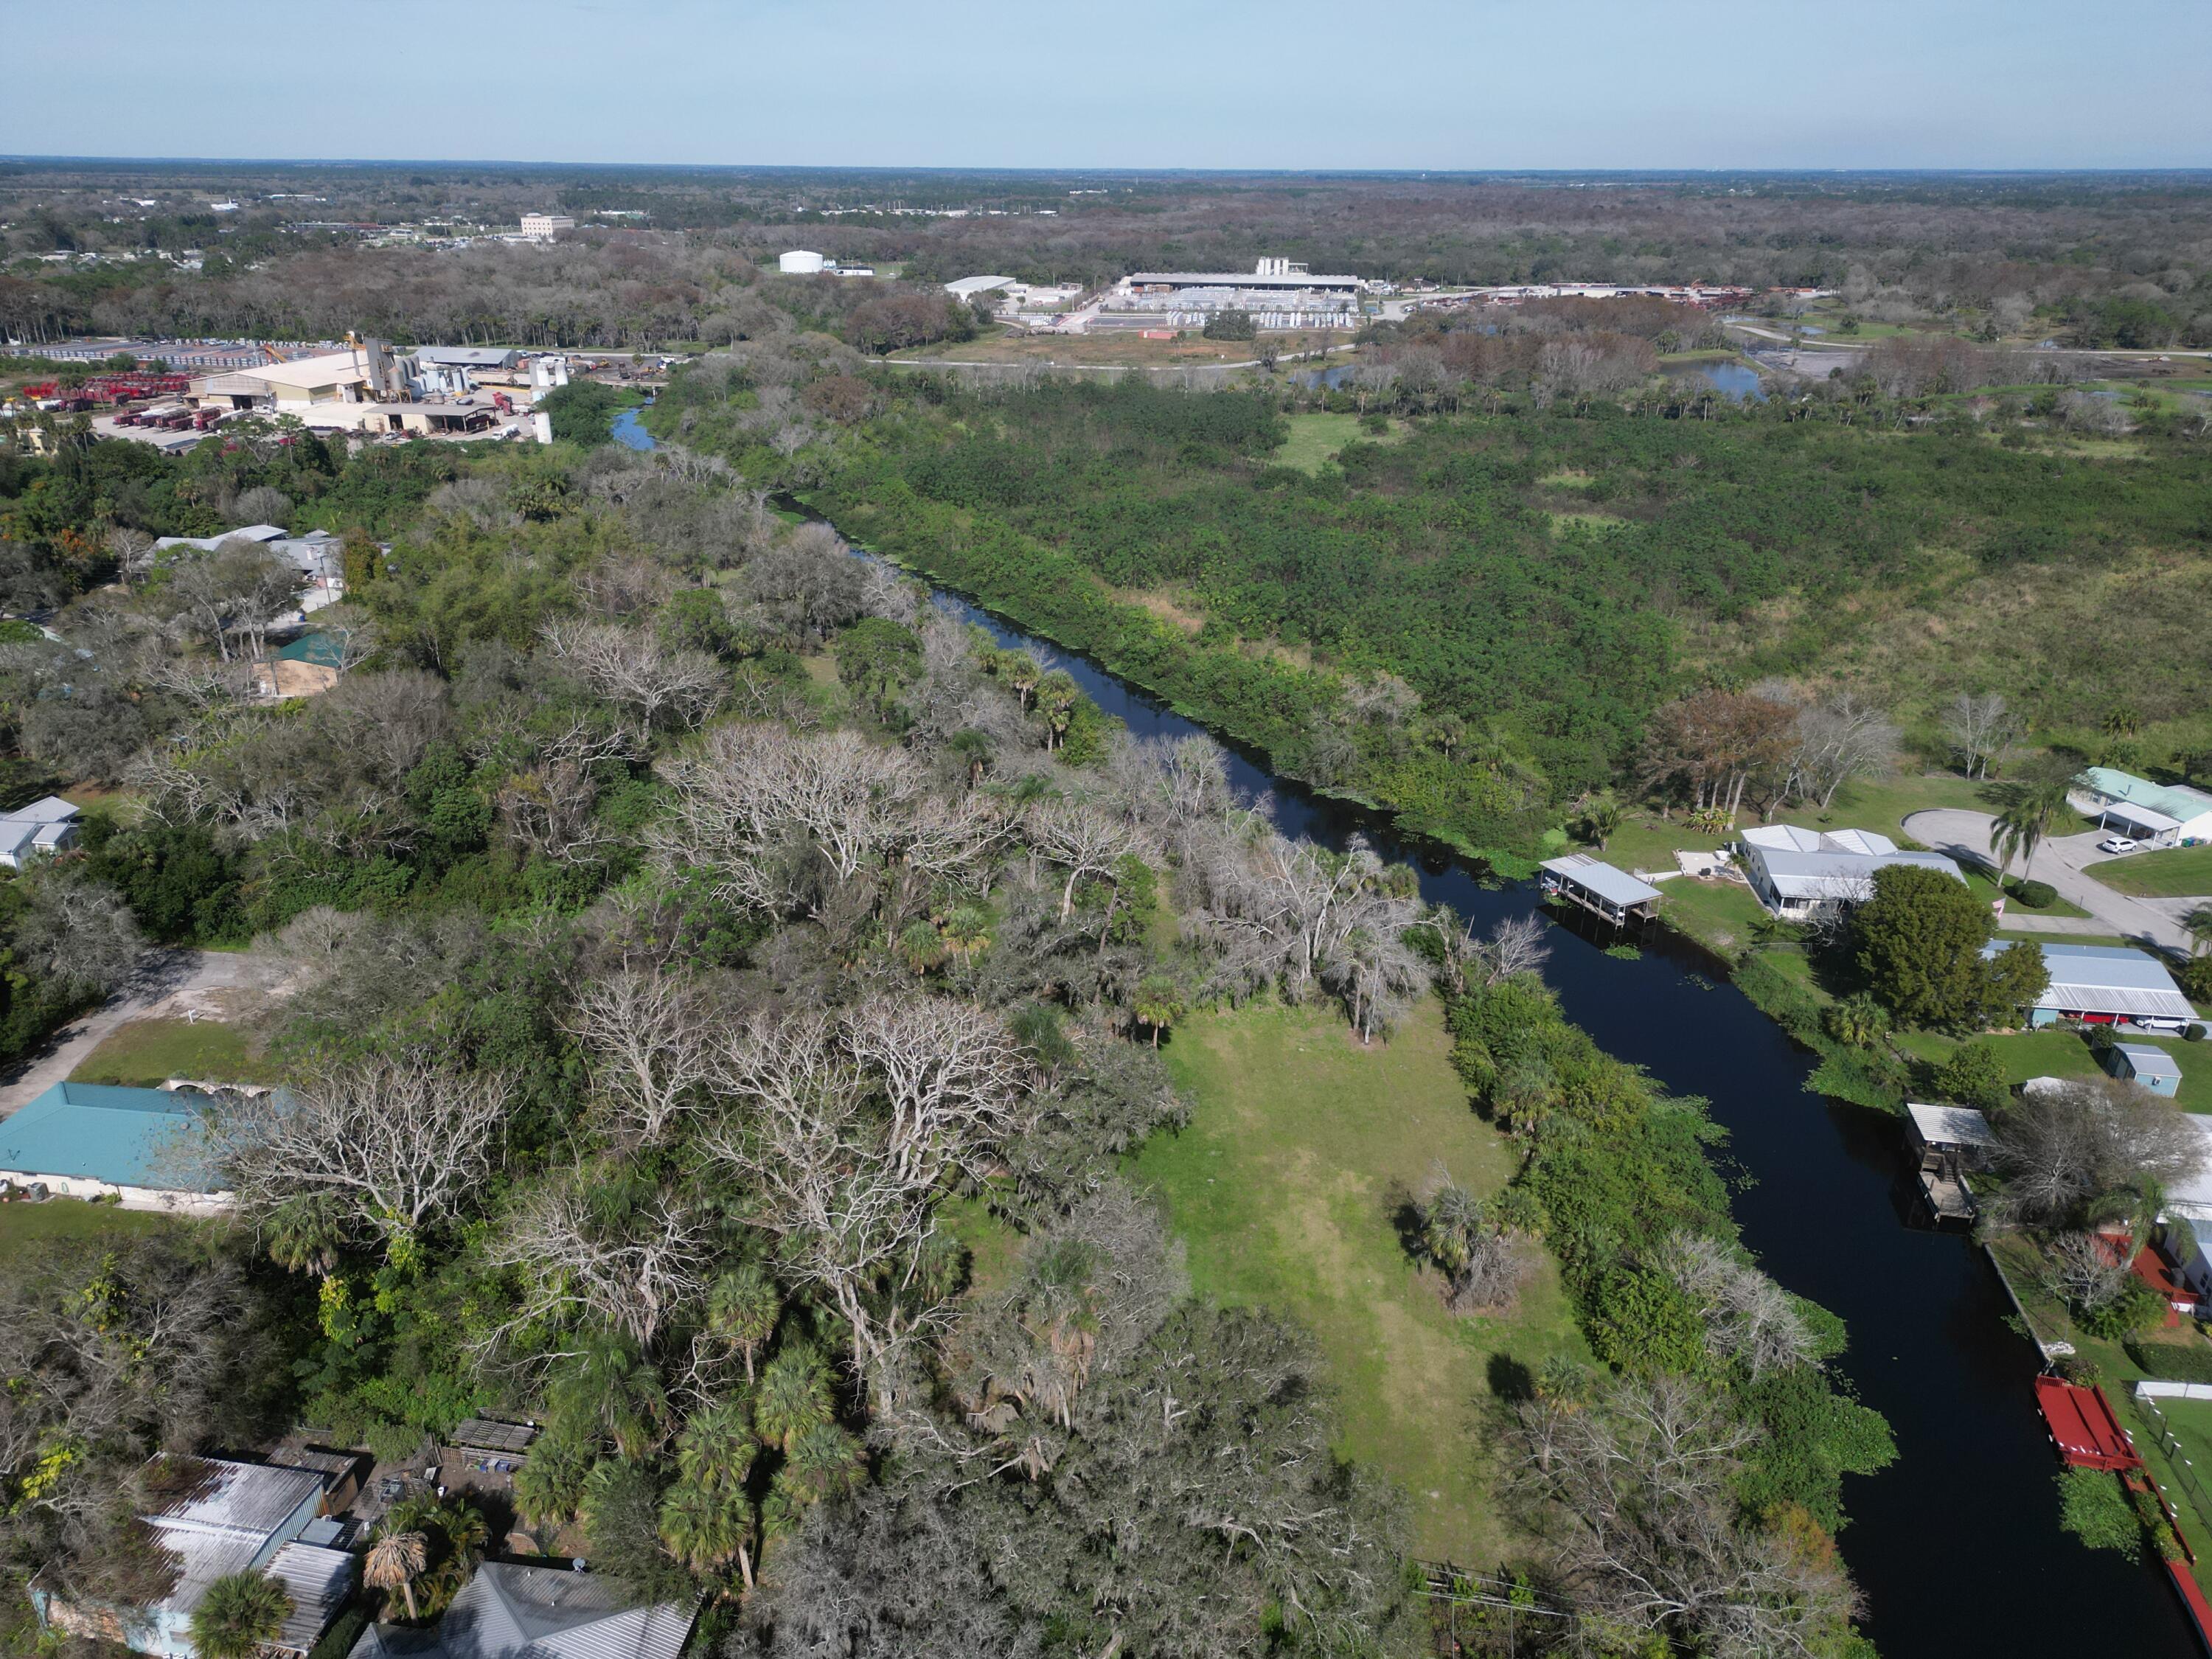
[2137,1380,2212,1401]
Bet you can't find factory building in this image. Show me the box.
[1101,258,1364,329]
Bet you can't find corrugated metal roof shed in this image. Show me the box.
[1540,853,1663,908]
[450,1418,538,1455]
[266,1542,355,1654]
[347,1562,697,1659]
[1906,1102,1997,1150]
[2002,942,2197,1023]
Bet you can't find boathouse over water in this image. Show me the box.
[1538,853,1663,926]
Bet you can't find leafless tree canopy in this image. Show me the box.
[215,1050,509,1256]
[1517,1375,1861,1658]
[1990,1076,2203,1228]
[1657,1234,1818,1380]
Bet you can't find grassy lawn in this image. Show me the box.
[1133,996,1587,1562]
[1893,1024,2212,1110]
[69,1018,260,1089]
[1271,411,1402,474]
[2086,844,2212,900]
[0,1198,181,1266]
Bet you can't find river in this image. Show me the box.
[632,420,2199,1655]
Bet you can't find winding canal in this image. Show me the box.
[630,417,2198,1655]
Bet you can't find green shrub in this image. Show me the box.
[2009,878,2058,910]
[2124,1337,2212,1383]
[2056,1467,2140,1560]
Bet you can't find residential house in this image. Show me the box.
[0,793,82,867]
[34,1455,355,1659]
[346,1562,696,1659]
[1991,942,2198,1032]
[1735,825,1965,918]
[0,1082,233,1212]
[2073,766,2212,849]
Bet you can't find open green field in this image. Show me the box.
[1270,411,1402,474]
[2086,844,2212,900]
[0,1198,181,1266]
[1133,996,1587,1562]
[69,1018,260,1089]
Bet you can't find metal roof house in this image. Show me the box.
[0,1082,232,1213]
[347,1562,697,1659]
[0,793,81,868]
[34,1456,355,1659]
[1539,853,1663,925]
[2106,1042,2183,1097]
[1736,825,1965,918]
[1992,942,2199,1032]
[2073,768,2212,847]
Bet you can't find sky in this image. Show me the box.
[3,0,2208,172]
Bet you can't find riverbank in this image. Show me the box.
[687,420,2202,1652]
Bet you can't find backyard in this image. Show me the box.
[0,1197,182,1267]
[67,1016,260,1089]
[1133,995,1587,1563]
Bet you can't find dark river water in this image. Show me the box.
[640,420,2198,1654]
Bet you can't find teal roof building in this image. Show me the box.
[0,1082,229,1208]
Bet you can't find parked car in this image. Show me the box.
[2097,835,2138,855]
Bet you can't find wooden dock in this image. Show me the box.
[1918,1165,1976,1225]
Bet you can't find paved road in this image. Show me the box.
[1902,810,2198,955]
[0,950,244,1118]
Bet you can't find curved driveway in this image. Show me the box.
[1902,810,2198,956]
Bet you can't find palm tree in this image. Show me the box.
[1003,651,1042,711]
[2184,903,2212,959]
[659,1480,754,1590]
[678,1399,757,1495]
[1419,1178,1484,1288]
[753,1345,835,1453]
[708,1266,780,1385]
[365,1529,428,1622]
[947,728,993,789]
[1989,771,2076,891]
[1132,975,1186,1049]
[550,1333,667,1458]
[779,1422,866,1506]
[189,1571,293,1659]
[1035,670,1079,750]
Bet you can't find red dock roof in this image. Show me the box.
[2034,1377,2143,1471]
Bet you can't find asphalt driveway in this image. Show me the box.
[1902,809,2198,956]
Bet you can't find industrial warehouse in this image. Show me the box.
[1096,257,1366,329]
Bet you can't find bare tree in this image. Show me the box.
[1787,692,1897,810]
[541,618,724,731]
[1656,1234,1817,1380]
[1942,691,2015,780]
[702,1000,1026,1411]
[214,1051,508,1256]
[1517,1374,1861,1658]
[571,968,726,1145]
[1025,798,1144,922]
[2041,1232,2134,1318]
[12,870,145,995]
[1426,908,1551,998]
[489,1171,716,1354]
[1991,1076,2201,1229]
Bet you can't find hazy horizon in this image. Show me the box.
[4,0,2208,172]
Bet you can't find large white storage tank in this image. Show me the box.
[779,250,827,274]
